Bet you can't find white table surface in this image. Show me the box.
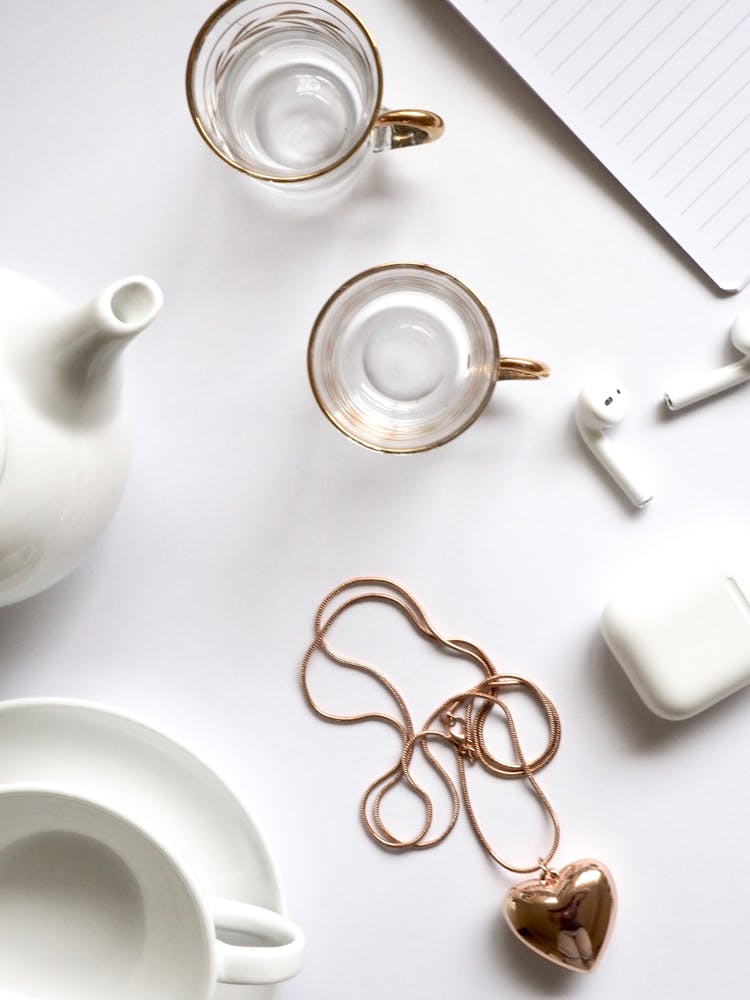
[1,1,749,997]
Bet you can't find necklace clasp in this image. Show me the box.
[441,710,477,762]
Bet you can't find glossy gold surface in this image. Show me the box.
[374,109,445,148]
[504,859,616,973]
[496,357,551,381]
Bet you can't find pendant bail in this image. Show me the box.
[538,859,559,883]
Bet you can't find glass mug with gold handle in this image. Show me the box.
[186,0,444,194]
[308,263,551,453]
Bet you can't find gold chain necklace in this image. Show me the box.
[300,578,616,974]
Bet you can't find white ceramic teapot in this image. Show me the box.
[0,268,162,607]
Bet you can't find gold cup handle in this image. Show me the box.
[495,358,551,381]
[373,109,445,151]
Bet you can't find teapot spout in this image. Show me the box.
[0,268,163,605]
[15,274,164,425]
[97,276,163,337]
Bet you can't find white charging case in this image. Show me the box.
[602,531,750,720]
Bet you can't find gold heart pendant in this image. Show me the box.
[504,859,616,973]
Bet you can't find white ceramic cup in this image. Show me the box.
[0,785,305,998]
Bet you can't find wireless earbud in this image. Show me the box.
[664,309,750,411]
[576,376,653,509]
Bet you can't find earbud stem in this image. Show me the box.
[664,359,750,411]
[580,430,653,509]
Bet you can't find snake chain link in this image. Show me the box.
[300,578,562,875]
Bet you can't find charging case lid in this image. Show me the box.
[602,530,750,720]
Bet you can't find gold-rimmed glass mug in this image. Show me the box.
[308,264,551,454]
[186,0,444,194]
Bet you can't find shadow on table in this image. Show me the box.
[586,629,750,753]
[488,909,585,995]
[0,581,81,689]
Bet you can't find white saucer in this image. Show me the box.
[0,698,286,1000]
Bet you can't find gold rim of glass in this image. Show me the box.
[307,262,503,455]
[185,0,385,183]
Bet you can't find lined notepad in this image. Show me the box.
[449,0,750,291]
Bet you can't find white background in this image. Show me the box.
[1,1,750,997]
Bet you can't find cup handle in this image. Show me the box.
[495,357,551,381]
[211,897,305,985]
[373,109,445,151]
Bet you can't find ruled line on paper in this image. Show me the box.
[715,208,750,248]
[551,0,628,75]
[682,146,750,213]
[648,76,750,179]
[535,0,596,57]
[503,0,526,22]
[633,37,750,163]
[699,176,750,230]
[568,0,664,93]
[584,1,698,112]
[665,110,750,194]
[619,10,750,148]
[519,0,561,39]
[449,0,750,288]
[601,0,731,128]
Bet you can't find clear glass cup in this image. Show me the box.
[186,0,444,195]
[308,263,551,453]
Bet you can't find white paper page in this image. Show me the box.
[449,0,750,291]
